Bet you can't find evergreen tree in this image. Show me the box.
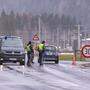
[16,13,23,30]
[7,10,16,35]
[0,10,8,34]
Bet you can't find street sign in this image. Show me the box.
[33,34,39,41]
[81,45,90,58]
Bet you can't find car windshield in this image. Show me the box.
[45,46,56,51]
[2,37,23,47]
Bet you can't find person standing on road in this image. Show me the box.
[30,42,34,64]
[25,41,34,67]
[37,41,45,66]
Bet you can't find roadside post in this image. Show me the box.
[0,65,3,71]
[24,42,28,67]
[0,38,2,65]
[72,39,78,65]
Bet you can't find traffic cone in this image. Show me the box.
[72,55,76,65]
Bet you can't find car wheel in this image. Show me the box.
[0,58,3,65]
[19,60,25,65]
[0,61,3,65]
[55,57,59,64]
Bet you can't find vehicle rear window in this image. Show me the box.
[45,46,56,51]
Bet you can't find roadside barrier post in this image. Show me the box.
[72,39,78,65]
[72,51,77,65]
[25,51,28,67]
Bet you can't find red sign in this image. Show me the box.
[81,45,90,58]
[33,34,39,41]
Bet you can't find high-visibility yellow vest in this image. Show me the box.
[25,45,30,52]
[38,44,45,51]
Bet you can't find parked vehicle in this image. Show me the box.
[0,35,25,65]
[43,45,59,64]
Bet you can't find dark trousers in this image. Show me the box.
[31,52,34,63]
[27,52,34,66]
[38,51,44,65]
[27,52,31,66]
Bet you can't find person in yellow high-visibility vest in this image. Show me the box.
[25,41,34,66]
[37,41,45,66]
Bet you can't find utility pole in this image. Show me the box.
[38,15,41,42]
[85,30,87,44]
[57,27,59,47]
[64,30,66,49]
[45,27,47,42]
[77,24,81,50]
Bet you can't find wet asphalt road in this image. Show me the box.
[0,59,90,90]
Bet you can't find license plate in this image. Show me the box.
[9,58,16,60]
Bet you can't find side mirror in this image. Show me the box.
[5,36,7,40]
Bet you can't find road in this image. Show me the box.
[0,58,90,90]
